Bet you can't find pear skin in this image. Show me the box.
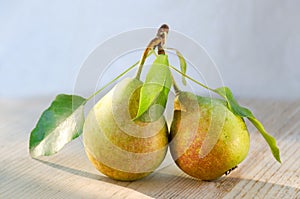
[83,78,168,181]
[169,92,250,181]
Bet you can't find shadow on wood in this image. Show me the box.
[35,158,300,198]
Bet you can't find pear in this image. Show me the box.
[83,78,168,181]
[169,92,250,181]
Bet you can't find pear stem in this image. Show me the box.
[135,24,169,80]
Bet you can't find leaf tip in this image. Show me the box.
[274,148,282,163]
[131,116,139,122]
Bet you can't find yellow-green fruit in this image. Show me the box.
[83,78,168,181]
[169,92,250,181]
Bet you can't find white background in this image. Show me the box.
[1,0,299,99]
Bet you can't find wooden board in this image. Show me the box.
[1,97,299,198]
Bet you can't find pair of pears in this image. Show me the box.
[83,78,250,181]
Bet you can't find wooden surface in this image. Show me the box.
[1,97,300,199]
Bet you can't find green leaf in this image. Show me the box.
[174,49,187,85]
[214,87,252,117]
[135,54,172,121]
[248,117,281,163]
[29,94,86,157]
[214,87,281,163]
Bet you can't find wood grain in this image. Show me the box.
[0,97,299,198]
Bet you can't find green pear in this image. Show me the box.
[169,92,250,181]
[83,78,168,181]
